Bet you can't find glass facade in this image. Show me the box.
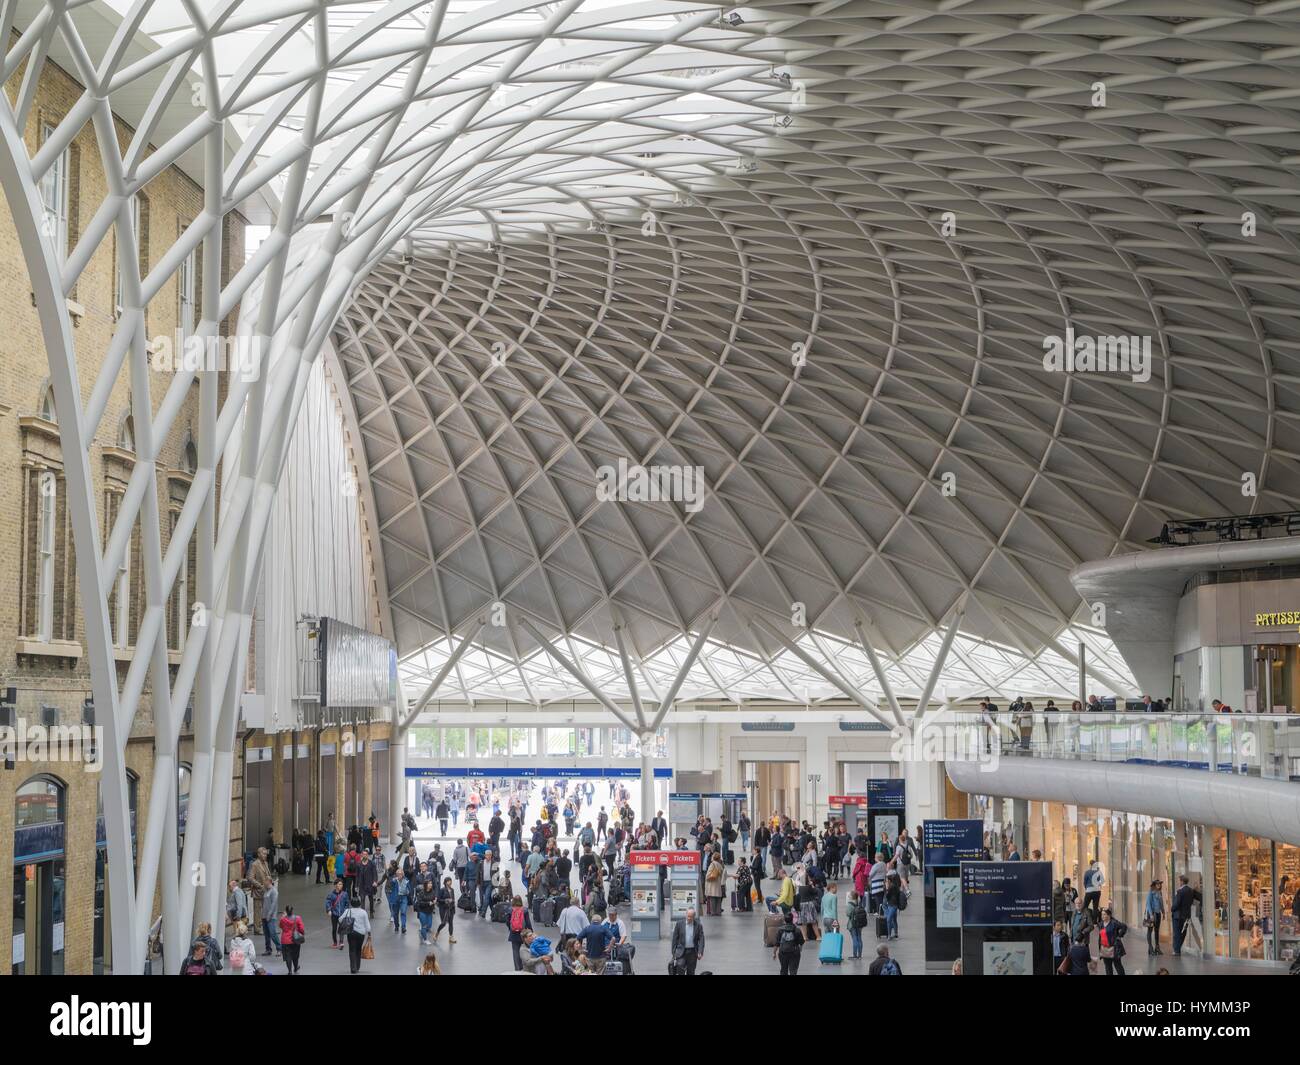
[967,790,1296,966]
[406,725,666,760]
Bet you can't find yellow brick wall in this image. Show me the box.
[0,48,247,974]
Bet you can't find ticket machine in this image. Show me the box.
[629,866,661,941]
[628,850,701,939]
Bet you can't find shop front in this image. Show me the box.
[965,791,1298,967]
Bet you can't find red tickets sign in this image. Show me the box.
[628,850,701,867]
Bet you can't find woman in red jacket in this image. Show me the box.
[852,853,870,899]
[278,904,305,974]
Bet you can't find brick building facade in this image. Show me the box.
[0,47,247,974]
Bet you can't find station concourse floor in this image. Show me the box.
[263,824,1273,976]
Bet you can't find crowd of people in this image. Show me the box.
[184,776,1170,977]
[189,781,925,976]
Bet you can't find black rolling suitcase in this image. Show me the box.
[875,913,888,939]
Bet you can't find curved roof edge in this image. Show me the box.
[947,756,1300,848]
[1071,538,1300,602]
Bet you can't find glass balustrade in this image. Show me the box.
[949,712,1300,780]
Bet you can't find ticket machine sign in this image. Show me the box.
[629,849,700,867]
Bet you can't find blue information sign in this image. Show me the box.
[922,819,984,865]
[404,766,671,779]
[960,861,1052,927]
[866,778,905,809]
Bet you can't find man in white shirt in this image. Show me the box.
[557,893,588,953]
[609,906,630,945]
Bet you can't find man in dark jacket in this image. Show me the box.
[357,851,380,915]
[313,831,329,883]
[1170,875,1200,957]
[669,908,705,974]
[651,811,668,846]
[868,944,902,975]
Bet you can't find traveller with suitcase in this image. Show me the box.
[819,920,844,964]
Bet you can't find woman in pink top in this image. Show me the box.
[278,905,305,974]
[853,853,870,898]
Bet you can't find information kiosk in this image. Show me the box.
[959,860,1054,975]
[921,818,984,969]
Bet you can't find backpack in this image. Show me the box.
[880,958,901,976]
[777,926,800,953]
[510,907,526,933]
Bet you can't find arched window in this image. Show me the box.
[182,437,198,474]
[111,408,134,647]
[34,469,55,642]
[38,384,56,423]
[27,384,64,644]
[15,775,65,830]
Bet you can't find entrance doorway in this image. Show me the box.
[12,776,67,975]
[749,761,800,823]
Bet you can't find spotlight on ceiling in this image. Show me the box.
[725,12,744,26]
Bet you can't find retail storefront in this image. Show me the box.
[1173,567,1300,714]
[964,792,1299,967]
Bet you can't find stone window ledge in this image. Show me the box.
[16,638,82,660]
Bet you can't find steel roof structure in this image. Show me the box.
[4,0,1300,972]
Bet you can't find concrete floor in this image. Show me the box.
[250,826,1277,976]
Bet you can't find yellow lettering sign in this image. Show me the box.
[1256,611,1300,626]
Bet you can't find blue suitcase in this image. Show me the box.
[819,931,844,964]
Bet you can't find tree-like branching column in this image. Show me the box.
[0,0,788,974]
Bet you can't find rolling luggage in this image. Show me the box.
[875,913,888,939]
[819,931,844,964]
[491,901,511,923]
[457,891,475,912]
[730,890,740,911]
[538,897,558,926]
[763,914,784,948]
[602,960,625,975]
